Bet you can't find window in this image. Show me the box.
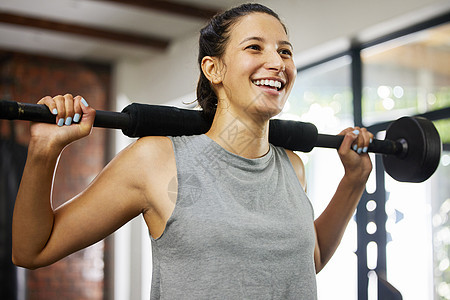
[362,22,450,300]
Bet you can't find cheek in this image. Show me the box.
[223,60,256,89]
[226,53,259,74]
[285,63,297,90]
[287,61,297,79]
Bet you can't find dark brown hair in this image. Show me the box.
[196,3,286,121]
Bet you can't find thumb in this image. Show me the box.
[79,97,96,133]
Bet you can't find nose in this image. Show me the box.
[264,49,285,72]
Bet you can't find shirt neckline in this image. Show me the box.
[200,134,274,168]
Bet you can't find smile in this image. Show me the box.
[252,79,284,91]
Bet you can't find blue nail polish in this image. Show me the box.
[73,113,81,123]
[57,118,64,127]
[363,147,368,153]
[357,147,362,154]
[353,144,358,151]
[52,108,58,115]
[81,98,89,107]
[353,129,360,135]
[65,117,72,126]
[370,138,373,143]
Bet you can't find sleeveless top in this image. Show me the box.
[150,134,317,299]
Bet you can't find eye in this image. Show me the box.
[279,48,293,57]
[246,44,261,51]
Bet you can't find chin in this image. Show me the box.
[245,104,283,123]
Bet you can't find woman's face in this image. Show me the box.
[216,12,297,121]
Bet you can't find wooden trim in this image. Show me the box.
[0,12,169,50]
[94,0,220,19]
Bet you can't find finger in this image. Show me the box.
[78,97,96,132]
[53,95,66,127]
[63,94,75,126]
[80,97,89,108]
[349,127,363,153]
[338,127,359,155]
[340,127,361,153]
[38,96,58,116]
[72,96,83,123]
[354,127,367,154]
[353,127,370,154]
[358,128,370,154]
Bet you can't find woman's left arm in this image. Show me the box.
[313,127,373,273]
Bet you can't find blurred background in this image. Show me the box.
[0,0,449,299]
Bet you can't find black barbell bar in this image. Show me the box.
[0,100,441,182]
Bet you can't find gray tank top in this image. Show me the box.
[150,134,317,299]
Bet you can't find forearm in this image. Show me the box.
[314,175,366,271]
[12,139,63,268]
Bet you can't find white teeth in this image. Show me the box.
[253,79,283,90]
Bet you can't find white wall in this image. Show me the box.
[115,0,450,107]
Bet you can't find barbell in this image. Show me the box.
[0,100,442,183]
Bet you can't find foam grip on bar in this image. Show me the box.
[268,119,318,152]
[121,103,319,152]
[121,103,211,137]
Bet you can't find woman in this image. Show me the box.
[12,3,373,299]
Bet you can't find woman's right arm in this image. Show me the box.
[12,94,164,269]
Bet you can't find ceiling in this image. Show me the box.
[0,0,243,62]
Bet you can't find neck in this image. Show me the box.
[206,105,270,159]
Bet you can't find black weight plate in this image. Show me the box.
[416,117,442,181]
[382,116,441,182]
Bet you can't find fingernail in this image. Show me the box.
[353,144,358,151]
[353,129,360,135]
[363,147,368,153]
[65,117,72,126]
[52,108,58,115]
[73,113,81,123]
[357,147,362,154]
[81,98,89,107]
[57,118,64,127]
[370,138,373,143]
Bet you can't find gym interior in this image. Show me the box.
[0,0,449,299]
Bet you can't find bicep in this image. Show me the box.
[313,224,322,273]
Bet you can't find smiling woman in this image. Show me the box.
[12,3,374,300]
[200,11,298,157]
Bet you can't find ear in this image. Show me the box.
[201,56,223,84]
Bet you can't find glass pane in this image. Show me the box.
[285,56,357,299]
[361,23,450,126]
[384,149,450,300]
[435,119,450,144]
[431,150,450,300]
[287,56,353,133]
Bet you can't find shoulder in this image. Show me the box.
[110,136,176,186]
[128,136,174,160]
[112,136,177,207]
[283,149,307,191]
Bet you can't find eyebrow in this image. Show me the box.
[239,36,293,50]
